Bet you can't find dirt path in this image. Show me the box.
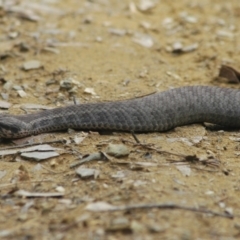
[1,0,240,239]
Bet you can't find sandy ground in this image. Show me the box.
[1,0,240,239]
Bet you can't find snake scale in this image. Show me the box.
[0,85,240,139]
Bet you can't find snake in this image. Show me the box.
[0,85,240,139]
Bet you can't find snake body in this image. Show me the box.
[1,86,240,139]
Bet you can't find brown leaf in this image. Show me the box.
[218,65,240,83]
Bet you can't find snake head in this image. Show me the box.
[0,114,29,139]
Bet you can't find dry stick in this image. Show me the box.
[99,203,233,219]
[73,96,77,105]
[123,138,186,158]
[190,166,219,172]
[128,134,221,170]
[131,131,140,143]
[64,202,233,231]
[128,137,220,169]
[167,155,220,169]
[69,152,104,168]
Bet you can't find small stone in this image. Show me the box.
[108,28,127,36]
[216,30,234,39]
[21,151,59,161]
[84,88,96,95]
[132,33,154,48]
[22,60,42,71]
[106,144,129,158]
[1,93,9,100]
[56,186,65,193]
[148,223,165,233]
[108,217,130,231]
[82,16,93,24]
[137,0,156,12]
[76,167,100,178]
[179,12,198,23]
[0,101,12,109]
[60,77,80,90]
[8,32,19,39]
[176,165,191,176]
[219,202,225,208]
[111,171,126,179]
[182,43,199,52]
[17,90,27,98]
[50,159,57,167]
[73,136,86,144]
[32,163,42,172]
[225,207,233,215]
[95,36,103,42]
[205,190,214,196]
[19,42,30,52]
[130,220,144,232]
[3,81,13,91]
[17,213,28,221]
[172,42,183,53]
[0,170,6,179]
[42,47,60,54]
[140,21,152,30]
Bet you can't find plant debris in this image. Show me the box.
[86,201,233,219]
[15,189,64,198]
[218,65,240,83]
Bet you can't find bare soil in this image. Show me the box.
[1,0,240,239]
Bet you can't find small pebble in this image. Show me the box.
[106,144,129,158]
[21,151,59,161]
[76,168,100,178]
[22,60,42,71]
[17,90,27,98]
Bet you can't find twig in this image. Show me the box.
[15,189,64,198]
[190,166,219,172]
[131,131,140,143]
[70,152,105,168]
[88,202,233,219]
[73,96,77,105]
[167,156,220,169]
[122,139,186,158]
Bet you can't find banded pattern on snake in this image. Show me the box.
[0,86,240,138]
